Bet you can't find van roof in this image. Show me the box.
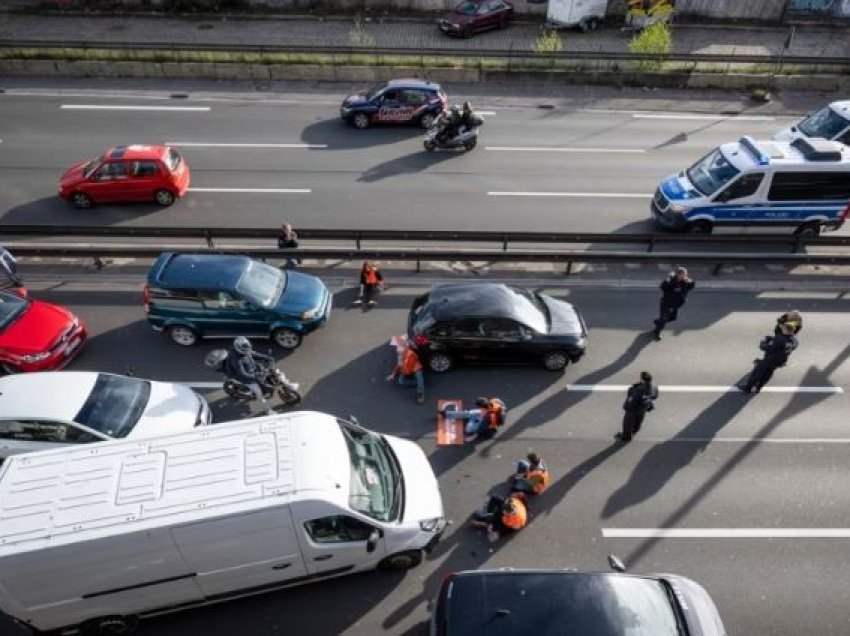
[149,252,250,289]
[722,135,850,170]
[0,412,351,557]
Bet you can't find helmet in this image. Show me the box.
[233,336,252,355]
[463,101,472,112]
[475,397,489,408]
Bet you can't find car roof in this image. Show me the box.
[102,144,168,162]
[423,283,537,324]
[150,252,250,290]
[0,372,99,422]
[384,78,441,91]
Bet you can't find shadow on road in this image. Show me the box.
[1,196,172,226]
[357,149,460,183]
[300,117,423,150]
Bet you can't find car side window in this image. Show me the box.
[715,173,764,202]
[481,318,523,339]
[451,318,483,338]
[304,515,374,543]
[0,420,97,443]
[478,2,489,13]
[488,0,504,11]
[131,161,159,177]
[96,162,128,181]
[148,288,202,309]
[199,290,245,310]
[838,128,850,145]
[382,90,398,102]
[403,89,425,104]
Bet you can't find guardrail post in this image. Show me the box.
[94,256,105,271]
[204,230,214,249]
[502,233,508,252]
[647,237,655,253]
[565,261,573,276]
[416,253,421,273]
[356,232,362,250]
[712,263,723,276]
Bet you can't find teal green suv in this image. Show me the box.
[144,253,331,349]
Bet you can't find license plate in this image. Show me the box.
[63,337,81,357]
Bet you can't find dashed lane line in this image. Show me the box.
[603,528,850,538]
[189,187,311,193]
[631,113,777,121]
[567,384,843,394]
[486,146,644,153]
[60,104,211,112]
[488,191,648,198]
[166,142,327,149]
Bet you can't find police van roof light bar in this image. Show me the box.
[738,136,771,166]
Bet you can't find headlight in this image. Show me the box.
[420,517,443,532]
[17,352,51,363]
[301,308,319,321]
[341,106,351,113]
[669,203,687,213]
[450,23,460,29]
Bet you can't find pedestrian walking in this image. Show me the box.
[0,246,23,289]
[277,223,300,269]
[737,323,798,394]
[354,261,384,306]
[615,371,658,443]
[774,309,803,336]
[652,266,695,341]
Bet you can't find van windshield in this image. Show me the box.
[338,420,400,522]
[798,106,850,139]
[686,147,740,196]
[236,261,286,308]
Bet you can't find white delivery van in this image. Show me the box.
[546,0,607,31]
[0,411,445,635]
[774,100,850,146]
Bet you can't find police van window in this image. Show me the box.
[715,173,764,202]
[768,172,850,201]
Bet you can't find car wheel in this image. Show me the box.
[542,350,569,372]
[420,112,437,129]
[589,17,600,31]
[0,363,21,376]
[378,550,422,571]
[463,137,478,151]
[428,352,453,373]
[273,328,302,350]
[684,221,712,235]
[423,139,437,152]
[167,325,198,347]
[154,189,176,206]
[579,19,591,32]
[352,113,371,129]
[794,222,821,239]
[82,614,139,636]
[71,191,93,209]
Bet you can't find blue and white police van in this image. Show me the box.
[651,136,850,236]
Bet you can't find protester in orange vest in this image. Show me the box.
[440,396,507,442]
[471,492,528,538]
[510,452,550,496]
[386,342,425,404]
[354,261,384,306]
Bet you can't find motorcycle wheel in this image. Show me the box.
[278,386,303,407]
[423,139,436,152]
[463,137,478,151]
[223,380,241,398]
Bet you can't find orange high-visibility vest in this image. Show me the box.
[364,267,379,285]
[501,496,528,530]
[401,348,422,375]
[525,468,550,494]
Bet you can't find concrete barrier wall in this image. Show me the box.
[675,0,785,21]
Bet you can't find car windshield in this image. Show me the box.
[74,374,152,439]
[686,147,741,196]
[338,419,400,522]
[0,292,29,330]
[444,573,684,636]
[798,106,850,139]
[366,83,388,100]
[82,157,101,179]
[454,1,479,14]
[236,261,286,308]
[507,287,548,333]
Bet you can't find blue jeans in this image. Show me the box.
[398,370,424,393]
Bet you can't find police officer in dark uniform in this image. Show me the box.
[616,371,658,443]
[652,266,695,341]
[737,323,798,394]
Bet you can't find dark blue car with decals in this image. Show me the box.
[340,79,447,130]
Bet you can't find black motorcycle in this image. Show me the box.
[204,349,302,409]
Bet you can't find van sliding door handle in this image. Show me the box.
[313,554,333,561]
[272,563,292,570]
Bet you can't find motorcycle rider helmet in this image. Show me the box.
[233,336,252,355]
[463,101,472,113]
[450,105,461,119]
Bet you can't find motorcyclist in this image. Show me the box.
[437,105,463,143]
[226,336,274,415]
[459,101,479,132]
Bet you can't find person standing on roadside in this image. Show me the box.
[652,266,695,341]
[737,323,798,394]
[354,261,384,306]
[277,223,300,269]
[616,371,658,443]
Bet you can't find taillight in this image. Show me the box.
[414,334,429,347]
[841,201,850,224]
[142,284,150,312]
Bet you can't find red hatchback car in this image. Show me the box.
[438,0,514,37]
[0,290,87,374]
[58,145,191,209]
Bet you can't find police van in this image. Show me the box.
[774,100,850,146]
[651,136,850,236]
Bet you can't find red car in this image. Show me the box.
[438,0,514,37]
[58,144,191,210]
[0,290,87,374]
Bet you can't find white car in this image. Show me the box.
[774,100,850,145]
[0,371,211,459]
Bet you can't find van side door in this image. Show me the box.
[294,511,386,576]
[710,172,765,234]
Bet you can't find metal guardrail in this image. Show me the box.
[5,226,850,275]
[1,39,848,70]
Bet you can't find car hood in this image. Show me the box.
[661,574,727,636]
[441,11,475,24]
[540,294,585,337]
[277,271,328,315]
[384,435,443,523]
[343,92,371,107]
[0,299,73,352]
[130,381,201,438]
[59,162,88,187]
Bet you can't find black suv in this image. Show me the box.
[429,567,726,636]
[408,283,587,373]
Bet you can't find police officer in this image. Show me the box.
[652,266,695,341]
[738,323,798,394]
[616,371,658,443]
[774,309,803,336]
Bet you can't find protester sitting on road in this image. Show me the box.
[355,261,384,306]
[510,452,550,496]
[440,397,506,442]
[471,492,528,539]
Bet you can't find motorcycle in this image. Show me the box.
[423,112,483,152]
[204,349,303,410]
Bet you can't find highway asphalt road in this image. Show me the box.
[0,84,831,235]
[2,272,850,635]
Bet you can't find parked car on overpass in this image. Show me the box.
[438,0,514,37]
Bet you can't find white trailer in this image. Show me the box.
[0,411,445,635]
[546,0,607,31]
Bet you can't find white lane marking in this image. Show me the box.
[488,191,647,198]
[182,381,222,389]
[641,437,850,444]
[486,146,644,154]
[477,111,497,116]
[603,528,850,538]
[632,114,777,121]
[166,142,327,149]
[60,104,210,112]
[190,187,311,193]
[567,384,842,394]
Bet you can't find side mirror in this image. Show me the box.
[349,415,360,426]
[607,554,627,573]
[366,529,381,553]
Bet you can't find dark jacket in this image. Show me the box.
[660,275,695,308]
[226,345,261,384]
[277,231,299,250]
[760,333,798,367]
[623,381,658,413]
